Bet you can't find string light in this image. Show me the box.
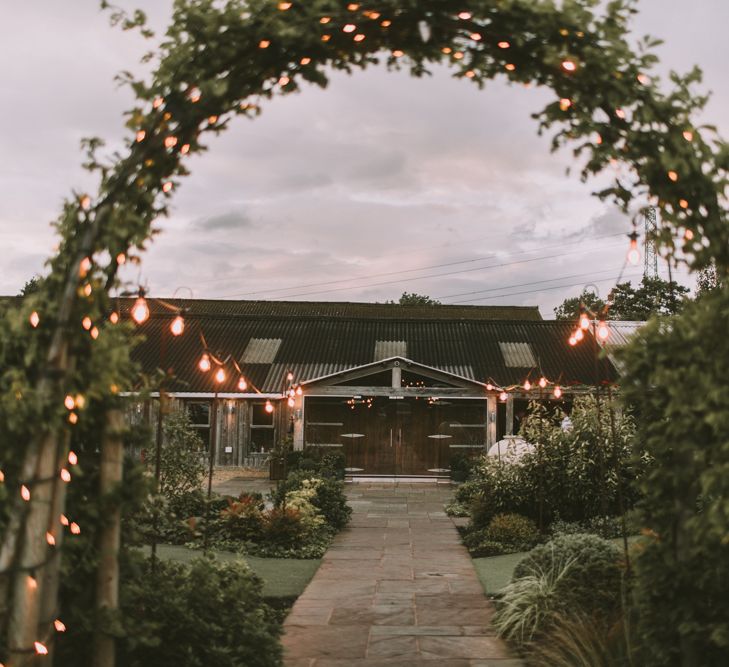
[215,367,226,383]
[559,98,572,111]
[131,291,150,324]
[470,32,482,41]
[505,63,516,71]
[46,532,56,546]
[68,451,78,465]
[458,11,472,19]
[287,397,295,407]
[278,1,292,9]
[579,313,590,330]
[60,515,69,526]
[575,328,584,342]
[29,311,40,328]
[64,395,76,410]
[0,469,4,482]
[553,386,563,398]
[60,469,71,483]
[561,60,577,72]
[170,315,185,336]
[668,170,678,182]
[296,386,303,396]
[198,353,211,372]
[82,317,92,330]
[497,41,510,49]
[136,130,146,142]
[162,181,173,193]
[343,23,356,33]
[523,379,532,391]
[90,326,99,339]
[265,400,274,414]
[68,413,78,425]
[259,39,270,48]
[597,321,610,340]
[70,522,81,535]
[568,335,578,346]
[486,383,494,391]
[34,642,48,656]
[28,575,37,590]
[499,391,508,402]
[627,230,641,265]
[682,130,693,141]
[237,376,248,391]
[54,619,66,633]
[539,377,547,389]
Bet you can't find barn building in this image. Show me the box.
[127,299,618,477]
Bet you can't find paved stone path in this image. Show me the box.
[282,483,521,666]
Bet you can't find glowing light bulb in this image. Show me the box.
[343,23,356,33]
[34,641,48,655]
[682,130,693,141]
[136,130,146,142]
[523,380,531,391]
[668,170,678,182]
[458,11,472,19]
[90,327,99,339]
[553,386,562,399]
[152,97,164,109]
[29,311,40,328]
[353,34,365,42]
[568,335,577,346]
[499,391,508,402]
[28,575,37,590]
[561,60,577,72]
[575,328,584,342]
[0,469,4,482]
[679,199,689,209]
[259,39,270,48]
[300,57,311,65]
[164,136,178,149]
[189,86,201,102]
[559,98,571,111]
[497,41,510,49]
[198,353,211,372]
[504,63,516,71]
[131,296,149,324]
[215,367,226,384]
[64,395,76,410]
[68,451,78,465]
[170,315,185,336]
[70,522,81,535]
[486,383,494,391]
[162,181,173,193]
[265,400,274,414]
[286,371,294,382]
[68,413,78,425]
[54,619,66,632]
[287,397,295,407]
[469,32,481,41]
[116,253,126,265]
[627,238,640,265]
[579,314,590,330]
[60,515,69,526]
[539,377,547,389]
[598,321,610,340]
[82,317,92,330]
[278,1,292,9]
[46,532,56,546]
[296,386,303,396]
[60,469,71,483]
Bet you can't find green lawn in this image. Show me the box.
[147,544,321,599]
[472,536,642,596]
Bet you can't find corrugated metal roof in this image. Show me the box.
[241,338,282,364]
[601,321,645,347]
[499,342,537,368]
[126,299,615,393]
[374,340,407,361]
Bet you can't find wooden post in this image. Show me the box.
[486,395,497,449]
[203,394,219,552]
[93,409,125,667]
[505,396,514,435]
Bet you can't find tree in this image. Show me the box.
[554,289,606,320]
[18,276,41,296]
[696,263,721,296]
[391,292,441,306]
[555,277,689,321]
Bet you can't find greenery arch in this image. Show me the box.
[1,0,728,664]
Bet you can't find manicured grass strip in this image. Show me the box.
[471,536,642,596]
[472,552,524,596]
[149,544,321,599]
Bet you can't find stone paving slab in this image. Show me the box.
[282,483,521,666]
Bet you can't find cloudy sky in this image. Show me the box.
[1,1,726,317]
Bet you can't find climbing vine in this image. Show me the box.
[1,0,727,663]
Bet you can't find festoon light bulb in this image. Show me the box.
[198,353,211,372]
[170,315,185,336]
[131,292,150,324]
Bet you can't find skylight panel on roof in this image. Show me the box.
[499,342,536,368]
[241,338,282,364]
[374,340,407,361]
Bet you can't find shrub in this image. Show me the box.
[157,410,206,500]
[272,470,351,531]
[262,507,311,548]
[118,557,282,667]
[513,534,622,617]
[219,495,265,541]
[462,514,539,557]
[450,453,476,482]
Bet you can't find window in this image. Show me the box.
[250,401,275,453]
[186,401,211,450]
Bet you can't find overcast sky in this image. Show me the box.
[1,1,726,317]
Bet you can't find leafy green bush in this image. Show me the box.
[464,397,640,532]
[462,513,539,556]
[513,534,622,617]
[158,410,206,500]
[262,507,312,548]
[287,449,346,479]
[550,515,625,540]
[450,452,476,482]
[272,470,351,531]
[620,289,729,665]
[118,557,282,667]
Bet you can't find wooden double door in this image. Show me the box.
[305,397,452,476]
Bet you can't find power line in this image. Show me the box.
[212,232,627,299]
[221,240,625,301]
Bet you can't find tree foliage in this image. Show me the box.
[555,276,689,320]
[619,287,729,666]
[392,292,441,306]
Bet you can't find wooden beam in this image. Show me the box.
[304,386,486,398]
